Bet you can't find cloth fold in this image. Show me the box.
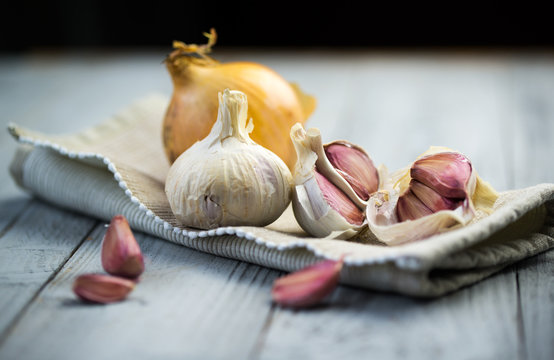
[8,94,554,297]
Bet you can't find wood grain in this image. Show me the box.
[0,50,552,360]
[252,266,521,360]
[517,250,554,360]
[509,56,554,360]
[0,202,97,339]
[0,224,279,360]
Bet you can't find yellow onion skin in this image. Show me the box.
[163,35,316,169]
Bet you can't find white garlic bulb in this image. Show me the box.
[290,123,379,239]
[165,89,293,229]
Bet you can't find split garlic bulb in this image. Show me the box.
[290,123,379,239]
[366,146,499,245]
[165,89,293,229]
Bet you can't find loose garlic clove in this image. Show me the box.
[101,215,144,279]
[290,123,379,239]
[366,146,498,245]
[73,274,135,304]
[165,89,293,229]
[271,257,344,308]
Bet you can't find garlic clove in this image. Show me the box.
[101,215,145,279]
[396,188,434,221]
[309,132,378,209]
[315,171,364,226]
[292,176,362,239]
[324,142,379,201]
[396,180,463,222]
[271,257,343,308]
[410,152,472,199]
[73,274,135,304]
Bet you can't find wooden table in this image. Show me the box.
[0,49,553,360]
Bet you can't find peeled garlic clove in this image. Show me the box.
[324,142,379,201]
[411,152,472,198]
[101,215,145,279]
[165,89,293,229]
[290,123,377,239]
[271,257,343,308]
[73,274,135,304]
[366,146,499,245]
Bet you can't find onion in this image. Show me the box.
[162,29,316,169]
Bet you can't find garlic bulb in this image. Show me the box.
[366,146,499,245]
[290,123,379,239]
[165,89,293,229]
[163,29,316,169]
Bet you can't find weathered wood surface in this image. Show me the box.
[0,50,552,360]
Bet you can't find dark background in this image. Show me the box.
[2,1,553,52]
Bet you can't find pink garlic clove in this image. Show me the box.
[410,180,462,213]
[410,152,472,199]
[272,257,344,308]
[396,188,434,221]
[73,274,135,304]
[314,171,364,226]
[324,142,379,201]
[101,215,145,279]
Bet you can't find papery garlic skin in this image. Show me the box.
[293,174,362,239]
[163,29,316,169]
[366,146,498,245]
[290,123,378,239]
[165,89,292,229]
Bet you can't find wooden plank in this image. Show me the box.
[249,52,514,191]
[0,223,279,360]
[0,50,173,267]
[348,56,513,192]
[253,269,521,360]
[0,196,30,241]
[509,57,554,360]
[508,57,554,188]
[0,145,30,241]
[0,51,552,360]
[517,250,554,360]
[0,201,97,338]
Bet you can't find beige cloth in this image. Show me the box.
[8,94,554,297]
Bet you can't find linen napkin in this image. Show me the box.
[8,94,554,297]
